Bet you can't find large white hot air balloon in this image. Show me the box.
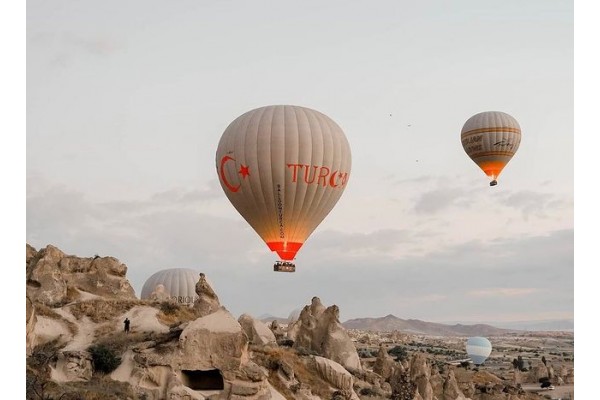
[461,111,521,186]
[216,105,352,272]
[141,268,203,305]
[466,336,492,365]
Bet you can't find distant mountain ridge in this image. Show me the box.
[342,314,514,336]
[484,319,573,332]
[259,312,573,335]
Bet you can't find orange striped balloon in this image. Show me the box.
[216,105,352,267]
[461,111,521,186]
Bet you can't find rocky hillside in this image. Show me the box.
[26,244,568,400]
[343,314,514,336]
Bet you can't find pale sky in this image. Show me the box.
[24,0,575,325]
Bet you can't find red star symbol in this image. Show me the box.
[239,164,250,179]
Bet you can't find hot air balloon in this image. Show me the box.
[466,336,492,365]
[461,111,521,186]
[216,105,352,272]
[141,268,205,305]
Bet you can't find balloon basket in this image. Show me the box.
[489,180,498,186]
[274,261,295,272]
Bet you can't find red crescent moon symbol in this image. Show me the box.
[220,155,241,192]
[329,170,339,187]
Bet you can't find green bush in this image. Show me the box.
[277,338,294,347]
[388,345,409,362]
[512,355,526,370]
[358,349,375,358]
[159,301,179,315]
[88,344,121,374]
[295,346,319,356]
[359,387,377,396]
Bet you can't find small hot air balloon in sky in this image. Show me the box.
[461,111,521,186]
[466,336,492,365]
[141,268,203,305]
[216,105,352,272]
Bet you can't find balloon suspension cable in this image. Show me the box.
[274,260,295,272]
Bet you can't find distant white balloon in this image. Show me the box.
[141,268,204,306]
[466,336,492,365]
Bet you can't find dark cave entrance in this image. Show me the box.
[181,369,224,390]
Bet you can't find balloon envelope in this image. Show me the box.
[215,105,352,262]
[466,336,492,365]
[461,111,521,185]
[141,268,202,305]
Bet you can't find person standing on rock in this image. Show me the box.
[124,317,130,333]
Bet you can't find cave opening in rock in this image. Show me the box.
[181,369,224,390]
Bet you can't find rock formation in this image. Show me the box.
[313,356,360,400]
[564,367,575,384]
[373,345,396,381]
[389,362,417,400]
[238,313,277,346]
[528,360,550,382]
[112,302,273,399]
[51,350,93,382]
[409,353,434,400]
[557,364,574,384]
[442,369,467,400]
[26,243,37,265]
[26,244,136,305]
[26,295,37,356]
[24,244,574,400]
[429,365,444,399]
[389,353,472,400]
[149,283,172,302]
[289,297,362,372]
[177,308,249,371]
[192,272,221,317]
[269,319,286,342]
